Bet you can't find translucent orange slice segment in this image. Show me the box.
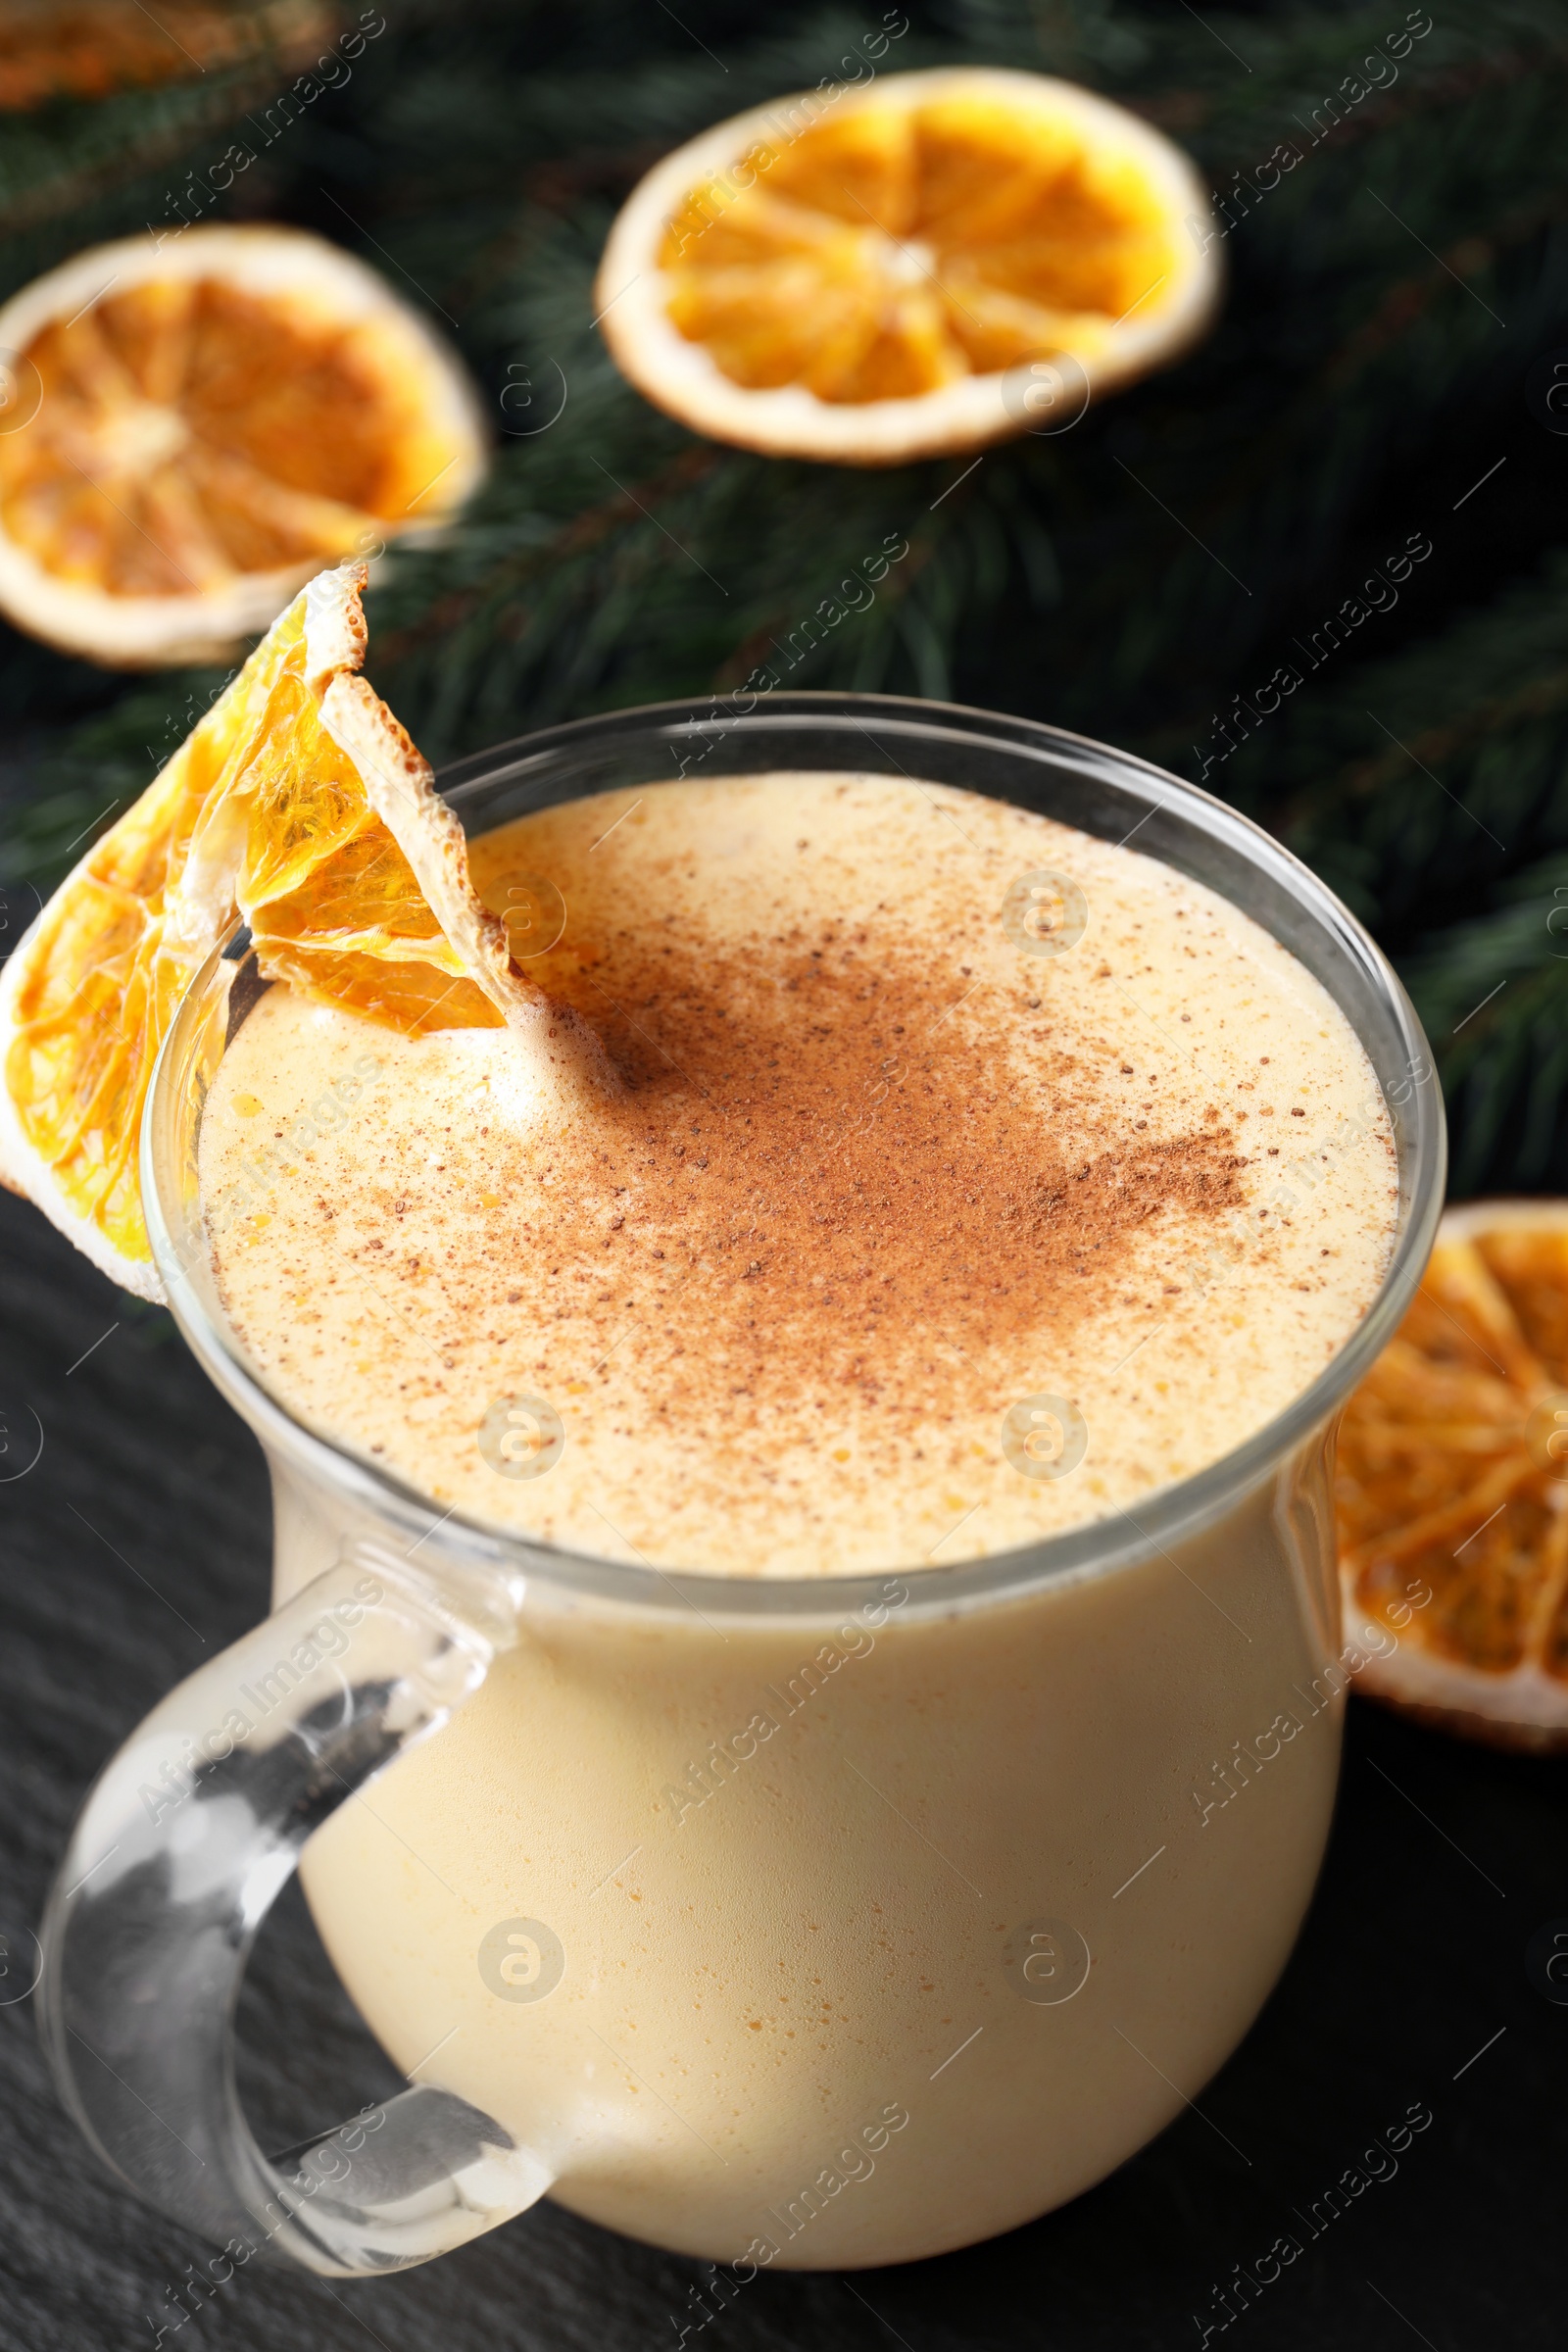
[663,95,1148,400]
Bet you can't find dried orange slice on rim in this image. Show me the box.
[1337,1199,1568,1750]
[596,67,1219,465]
[0,225,486,666]
[0,562,545,1298]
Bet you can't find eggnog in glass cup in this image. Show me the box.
[39,696,1444,2278]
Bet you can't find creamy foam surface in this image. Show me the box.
[202,771,1397,1573]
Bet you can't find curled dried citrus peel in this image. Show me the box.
[1338,1200,1568,1750]
[597,68,1219,465]
[0,563,543,1300]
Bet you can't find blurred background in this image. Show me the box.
[1,0,1566,1198]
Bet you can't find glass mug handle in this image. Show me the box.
[36,1550,550,2275]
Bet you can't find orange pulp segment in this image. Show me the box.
[662,91,1175,402]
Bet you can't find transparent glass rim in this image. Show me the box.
[143,691,1446,1626]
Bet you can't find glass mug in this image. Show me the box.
[39,697,1445,2278]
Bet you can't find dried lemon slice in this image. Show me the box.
[0,562,537,1298]
[596,67,1219,465]
[1338,1200,1568,1750]
[0,225,485,665]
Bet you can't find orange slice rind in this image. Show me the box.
[0,562,569,1300]
[1338,1198,1568,1750]
[596,67,1219,466]
[0,225,486,666]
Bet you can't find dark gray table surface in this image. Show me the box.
[1,1179,1563,2352]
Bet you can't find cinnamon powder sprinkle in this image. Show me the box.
[517,933,1248,1457]
[204,770,1396,1574]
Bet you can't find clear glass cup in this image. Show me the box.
[37,695,1445,2278]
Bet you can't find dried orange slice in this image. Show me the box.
[0,225,485,666]
[0,562,537,1298]
[1338,1200,1568,1750]
[596,67,1218,466]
